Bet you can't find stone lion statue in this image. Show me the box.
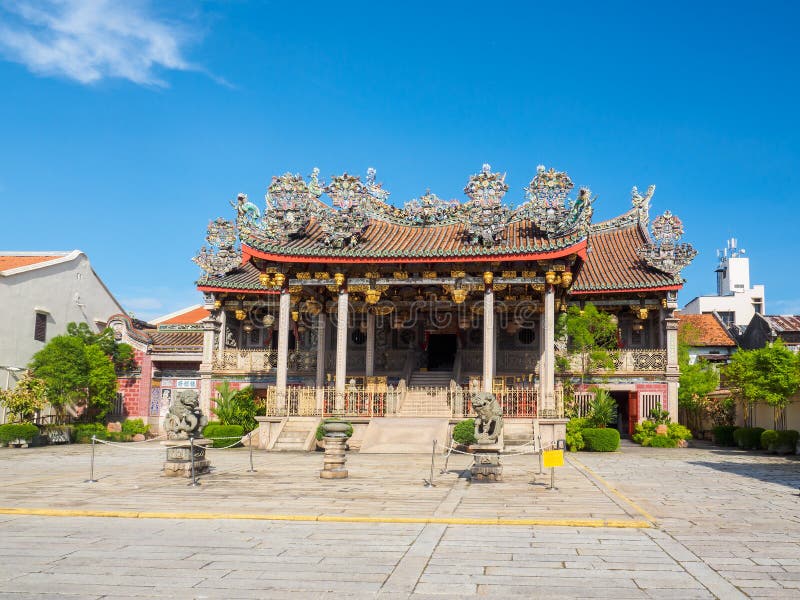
[471,392,503,444]
[164,390,208,440]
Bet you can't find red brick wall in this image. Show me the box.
[636,383,669,409]
[116,349,152,419]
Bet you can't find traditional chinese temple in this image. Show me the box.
[113,164,696,449]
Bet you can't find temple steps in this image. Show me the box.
[271,417,320,452]
[408,370,453,387]
[398,388,451,417]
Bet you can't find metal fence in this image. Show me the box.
[260,385,552,418]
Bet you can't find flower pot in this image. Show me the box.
[322,421,350,437]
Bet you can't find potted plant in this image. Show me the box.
[315,419,353,450]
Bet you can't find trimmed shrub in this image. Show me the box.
[712,425,737,447]
[632,421,657,445]
[73,423,109,443]
[566,417,589,452]
[582,428,620,452]
[315,419,353,441]
[649,435,678,448]
[0,423,40,444]
[203,423,244,448]
[775,430,799,455]
[121,419,149,437]
[452,419,476,445]
[733,427,765,450]
[761,429,779,452]
[667,423,692,442]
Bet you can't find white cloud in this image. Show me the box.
[0,0,196,86]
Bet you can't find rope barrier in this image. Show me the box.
[94,438,165,451]
[204,436,248,450]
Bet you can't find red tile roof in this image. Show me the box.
[242,216,587,261]
[678,314,736,347]
[157,307,210,324]
[0,255,63,270]
[571,220,681,293]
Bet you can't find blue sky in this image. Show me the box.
[1,0,798,321]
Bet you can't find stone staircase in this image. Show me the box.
[271,417,320,451]
[408,370,453,387]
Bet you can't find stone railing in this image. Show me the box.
[212,349,316,372]
[462,350,539,374]
[259,384,547,418]
[557,349,667,374]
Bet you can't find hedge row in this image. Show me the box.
[581,428,620,452]
[713,425,799,455]
[0,423,39,444]
[203,423,244,448]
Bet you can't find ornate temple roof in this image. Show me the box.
[108,314,204,355]
[571,213,683,294]
[241,217,588,262]
[195,165,695,296]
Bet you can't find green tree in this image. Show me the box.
[586,388,616,428]
[211,381,238,425]
[557,303,618,384]
[211,383,261,432]
[66,323,135,372]
[678,324,720,433]
[724,339,800,429]
[29,322,127,422]
[0,372,47,423]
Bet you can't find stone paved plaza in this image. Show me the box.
[1,442,799,598]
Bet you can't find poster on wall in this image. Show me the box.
[149,388,161,417]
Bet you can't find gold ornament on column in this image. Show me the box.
[483,271,494,285]
[545,271,557,285]
[364,288,381,305]
[561,271,573,287]
[334,272,346,287]
[451,288,468,304]
[272,272,286,288]
[259,272,271,286]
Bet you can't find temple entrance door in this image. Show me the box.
[610,391,630,438]
[427,334,457,371]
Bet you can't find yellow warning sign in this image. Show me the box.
[542,449,564,468]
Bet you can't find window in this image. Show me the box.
[717,311,735,327]
[752,299,763,314]
[113,392,125,417]
[34,313,47,342]
[640,393,663,419]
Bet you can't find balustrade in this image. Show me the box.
[257,384,548,418]
[556,349,666,374]
[212,349,316,372]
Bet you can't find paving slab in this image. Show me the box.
[1,442,799,598]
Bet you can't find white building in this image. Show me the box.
[0,251,125,397]
[682,238,765,331]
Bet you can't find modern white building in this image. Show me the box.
[0,251,125,398]
[682,238,765,331]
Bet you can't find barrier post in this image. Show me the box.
[188,436,200,487]
[247,432,256,472]
[84,435,98,483]
[537,434,543,475]
[424,439,437,487]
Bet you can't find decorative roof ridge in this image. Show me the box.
[107,313,154,346]
[591,184,654,234]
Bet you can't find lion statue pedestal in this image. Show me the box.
[160,390,212,478]
[468,392,504,482]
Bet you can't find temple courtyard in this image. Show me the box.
[0,443,799,599]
